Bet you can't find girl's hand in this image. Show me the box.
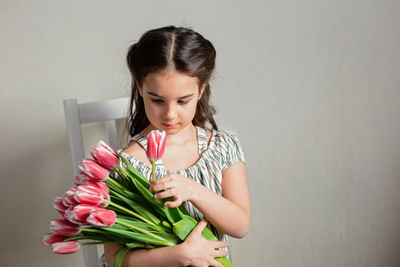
[180,220,227,267]
[149,173,199,207]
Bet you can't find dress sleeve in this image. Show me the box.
[218,131,246,170]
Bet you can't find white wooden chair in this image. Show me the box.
[63,97,131,267]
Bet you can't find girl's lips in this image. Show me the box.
[163,123,177,129]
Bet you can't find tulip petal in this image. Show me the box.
[90,140,120,170]
[74,185,102,206]
[53,196,68,212]
[78,159,109,181]
[146,130,166,162]
[62,187,78,207]
[49,219,80,237]
[51,241,79,254]
[43,233,65,246]
[87,208,116,227]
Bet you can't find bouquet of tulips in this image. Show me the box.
[43,130,234,267]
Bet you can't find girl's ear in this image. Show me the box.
[198,84,206,100]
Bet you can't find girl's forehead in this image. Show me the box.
[143,70,200,95]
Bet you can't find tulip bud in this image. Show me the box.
[53,196,68,212]
[63,207,82,225]
[74,185,106,206]
[49,219,80,237]
[64,204,97,225]
[84,180,109,194]
[90,140,120,170]
[78,159,109,181]
[80,181,109,208]
[74,173,88,186]
[146,130,166,162]
[51,240,79,254]
[57,209,67,220]
[62,187,78,207]
[86,208,116,227]
[42,233,65,246]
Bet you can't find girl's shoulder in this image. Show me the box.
[121,140,149,164]
[208,129,246,169]
[211,129,242,147]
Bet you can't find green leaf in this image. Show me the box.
[172,215,218,241]
[216,256,236,267]
[126,241,146,249]
[102,227,175,246]
[114,246,130,267]
[119,154,188,223]
[119,154,150,188]
[112,190,161,225]
[104,178,130,198]
[116,216,166,232]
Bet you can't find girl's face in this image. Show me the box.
[140,69,204,135]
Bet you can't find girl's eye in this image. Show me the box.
[151,99,163,103]
[178,100,188,105]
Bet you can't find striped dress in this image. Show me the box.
[100,126,245,266]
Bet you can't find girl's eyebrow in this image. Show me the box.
[147,91,194,99]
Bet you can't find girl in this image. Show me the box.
[103,26,250,267]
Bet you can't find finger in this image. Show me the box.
[154,187,177,199]
[213,249,228,258]
[165,198,182,208]
[213,241,227,249]
[210,259,224,267]
[151,181,173,193]
[191,220,207,236]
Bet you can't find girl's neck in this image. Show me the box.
[143,123,197,146]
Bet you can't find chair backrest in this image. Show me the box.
[63,97,131,267]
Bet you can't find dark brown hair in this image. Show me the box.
[126,26,218,137]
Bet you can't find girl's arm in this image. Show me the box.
[104,221,227,267]
[190,162,251,238]
[104,243,186,267]
[151,162,251,238]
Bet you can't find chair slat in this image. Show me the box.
[79,97,130,123]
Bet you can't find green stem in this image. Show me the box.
[81,228,106,234]
[118,166,131,177]
[152,161,155,182]
[104,199,156,226]
[80,241,113,246]
[105,177,127,191]
[116,218,176,246]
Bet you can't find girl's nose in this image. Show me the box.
[165,104,177,120]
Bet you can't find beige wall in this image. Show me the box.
[1,1,400,266]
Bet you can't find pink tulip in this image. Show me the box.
[57,209,67,220]
[53,196,68,212]
[63,207,81,225]
[42,233,65,246]
[84,180,109,194]
[74,173,88,186]
[73,185,108,207]
[86,208,116,227]
[51,240,79,254]
[62,187,78,207]
[49,219,80,237]
[90,140,120,170]
[78,159,109,181]
[146,130,166,162]
[64,204,97,225]
[85,181,109,207]
[146,130,166,182]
